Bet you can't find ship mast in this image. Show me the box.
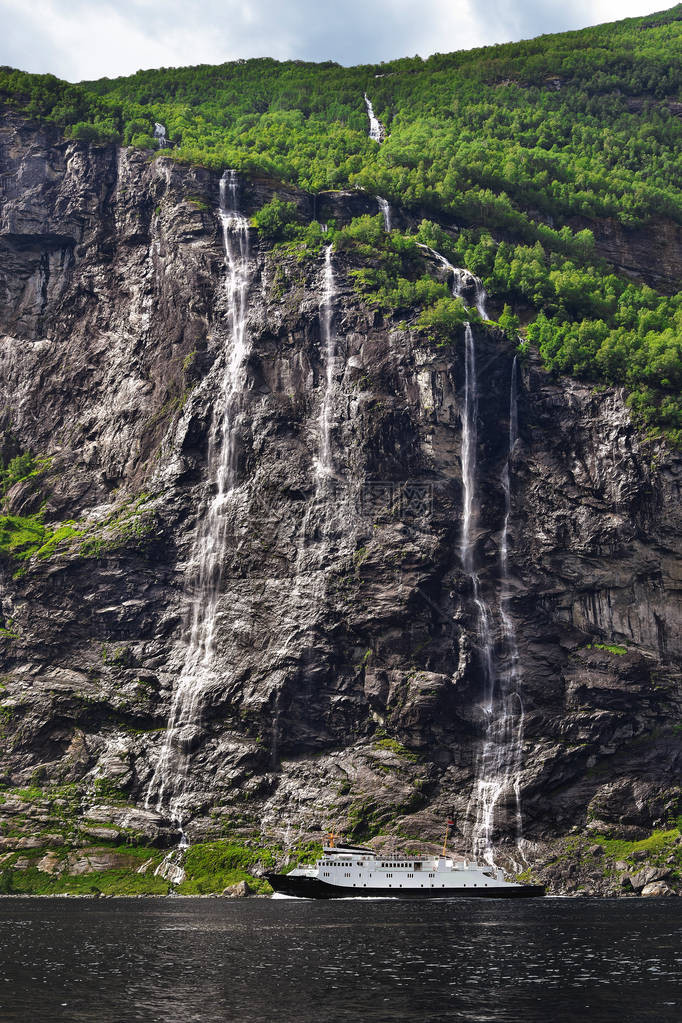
[442,815,455,857]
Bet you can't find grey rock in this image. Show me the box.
[640,881,675,897]
[0,111,680,899]
[628,867,673,890]
[222,880,252,898]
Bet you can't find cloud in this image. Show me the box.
[0,0,668,81]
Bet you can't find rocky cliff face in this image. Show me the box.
[0,112,680,894]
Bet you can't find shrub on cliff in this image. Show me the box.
[251,197,299,241]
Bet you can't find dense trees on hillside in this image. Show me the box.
[1,4,681,439]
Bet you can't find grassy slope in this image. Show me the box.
[1,7,680,439]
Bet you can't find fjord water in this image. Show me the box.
[1,898,679,1023]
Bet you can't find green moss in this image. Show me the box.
[0,452,52,496]
[182,349,197,373]
[593,827,681,863]
[287,841,323,867]
[0,841,170,895]
[587,643,628,655]
[11,785,48,802]
[93,778,127,801]
[353,546,369,570]
[79,510,154,558]
[374,737,418,762]
[178,839,277,894]
[7,866,169,896]
[0,513,47,561]
[185,195,209,211]
[346,798,384,841]
[0,486,156,569]
[35,523,83,559]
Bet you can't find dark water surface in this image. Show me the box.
[0,896,680,1022]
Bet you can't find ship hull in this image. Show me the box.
[266,873,545,900]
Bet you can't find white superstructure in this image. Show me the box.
[288,844,519,892]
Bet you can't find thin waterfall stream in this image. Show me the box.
[419,242,524,863]
[278,243,340,663]
[147,169,252,831]
[377,197,391,232]
[417,244,488,317]
[464,338,526,866]
[317,244,337,479]
[499,356,525,849]
[363,93,384,142]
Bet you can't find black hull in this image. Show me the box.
[266,874,545,900]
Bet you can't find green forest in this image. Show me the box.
[1,4,681,439]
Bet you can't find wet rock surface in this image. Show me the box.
[0,112,680,894]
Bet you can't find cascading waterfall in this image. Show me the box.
[420,234,527,863]
[377,196,391,232]
[459,321,498,867]
[466,343,526,866]
[271,241,354,742]
[499,358,519,591]
[460,324,495,699]
[499,357,525,846]
[417,244,487,317]
[147,169,252,827]
[363,93,384,143]
[317,243,337,478]
[154,122,167,148]
[280,243,339,649]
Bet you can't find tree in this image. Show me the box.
[251,198,299,242]
[499,304,520,340]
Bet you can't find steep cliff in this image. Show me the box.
[0,113,680,895]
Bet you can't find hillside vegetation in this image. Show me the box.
[1,5,681,440]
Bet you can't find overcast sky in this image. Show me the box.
[0,0,669,81]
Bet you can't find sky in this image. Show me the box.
[0,0,670,81]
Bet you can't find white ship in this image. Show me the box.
[266,835,543,900]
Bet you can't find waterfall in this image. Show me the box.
[499,357,518,581]
[472,278,488,320]
[459,321,497,865]
[276,243,349,674]
[146,169,252,827]
[417,244,487,317]
[363,93,384,143]
[154,122,167,148]
[499,356,525,846]
[377,196,391,232]
[466,349,525,866]
[317,244,337,478]
[460,323,496,713]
